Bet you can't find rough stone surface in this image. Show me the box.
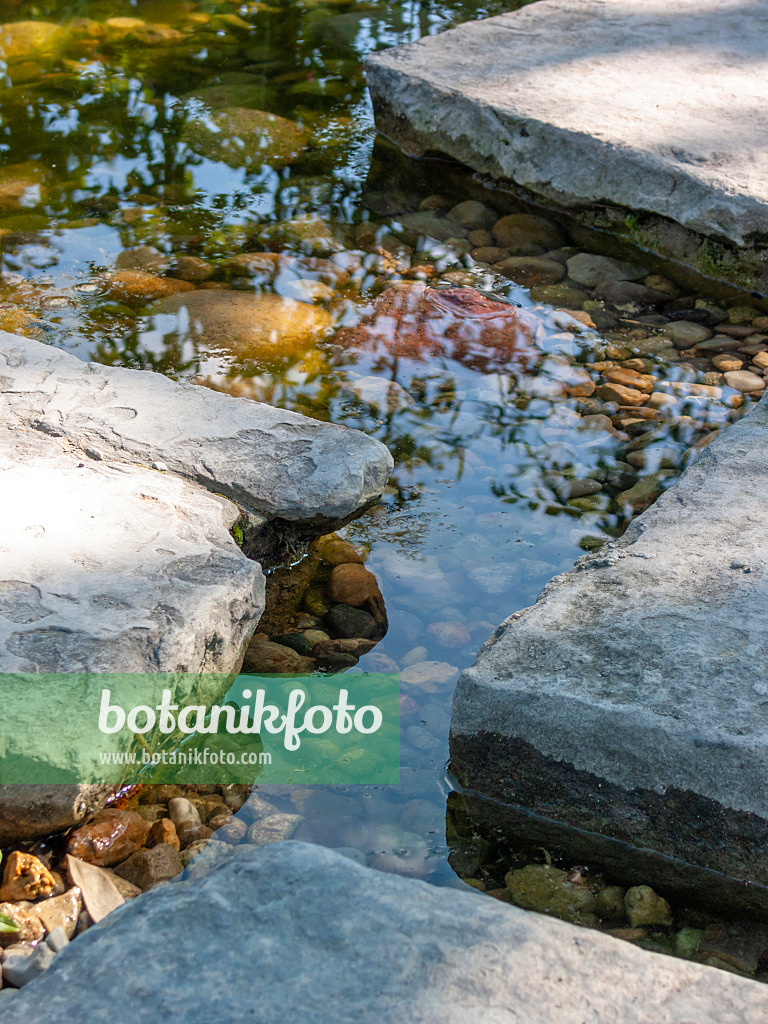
[0,332,393,523]
[2,843,768,1022]
[0,421,263,677]
[366,0,768,245]
[451,392,768,885]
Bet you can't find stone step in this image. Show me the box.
[2,842,767,1021]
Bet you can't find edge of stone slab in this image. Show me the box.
[450,392,768,827]
[0,331,394,527]
[2,842,768,1023]
[364,2,768,247]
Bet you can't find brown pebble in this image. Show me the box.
[146,818,180,852]
[66,809,150,867]
[175,821,213,851]
[0,850,55,901]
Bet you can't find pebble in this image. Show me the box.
[103,270,194,305]
[327,563,384,614]
[113,844,183,892]
[245,813,303,847]
[752,350,768,369]
[663,321,712,347]
[325,604,378,640]
[274,632,313,657]
[402,646,428,668]
[559,478,601,500]
[624,885,673,927]
[314,534,365,565]
[565,253,646,287]
[603,366,655,393]
[2,944,56,988]
[176,821,213,851]
[213,817,248,844]
[0,852,54,902]
[363,650,400,673]
[172,255,214,282]
[593,280,665,306]
[36,888,82,940]
[595,382,647,407]
[45,927,70,954]
[711,353,744,372]
[426,621,471,648]
[470,246,508,264]
[302,628,331,647]
[168,797,201,828]
[695,335,743,353]
[146,818,180,851]
[505,864,598,926]
[400,661,459,689]
[65,856,125,923]
[724,369,765,393]
[466,229,494,247]
[114,245,168,275]
[449,200,496,231]
[243,634,314,674]
[491,256,565,287]
[491,213,566,253]
[0,901,44,947]
[66,809,150,867]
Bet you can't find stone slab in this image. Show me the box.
[0,422,264,842]
[0,332,393,524]
[2,842,767,1022]
[0,424,263,675]
[451,393,768,884]
[366,0,768,245]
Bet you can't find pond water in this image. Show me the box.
[3,0,768,974]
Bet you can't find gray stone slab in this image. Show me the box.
[366,0,768,245]
[2,842,767,1022]
[0,331,393,524]
[0,424,263,676]
[451,393,768,886]
[0,422,264,843]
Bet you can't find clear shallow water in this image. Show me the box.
[1,0,765,938]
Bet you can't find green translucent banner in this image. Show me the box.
[0,673,400,785]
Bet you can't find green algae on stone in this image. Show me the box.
[181,107,311,169]
[505,864,598,926]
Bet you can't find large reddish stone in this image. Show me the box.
[66,808,151,867]
[335,283,537,371]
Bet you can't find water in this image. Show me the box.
[2,0,766,968]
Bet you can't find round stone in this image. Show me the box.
[104,270,194,305]
[448,200,496,231]
[115,246,169,275]
[565,253,647,287]
[491,214,567,254]
[711,352,744,372]
[724,369,766,393]
[426,621,471,649]
[491,257,564,287]
[470,246,508,264]
[663,321,712,348]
